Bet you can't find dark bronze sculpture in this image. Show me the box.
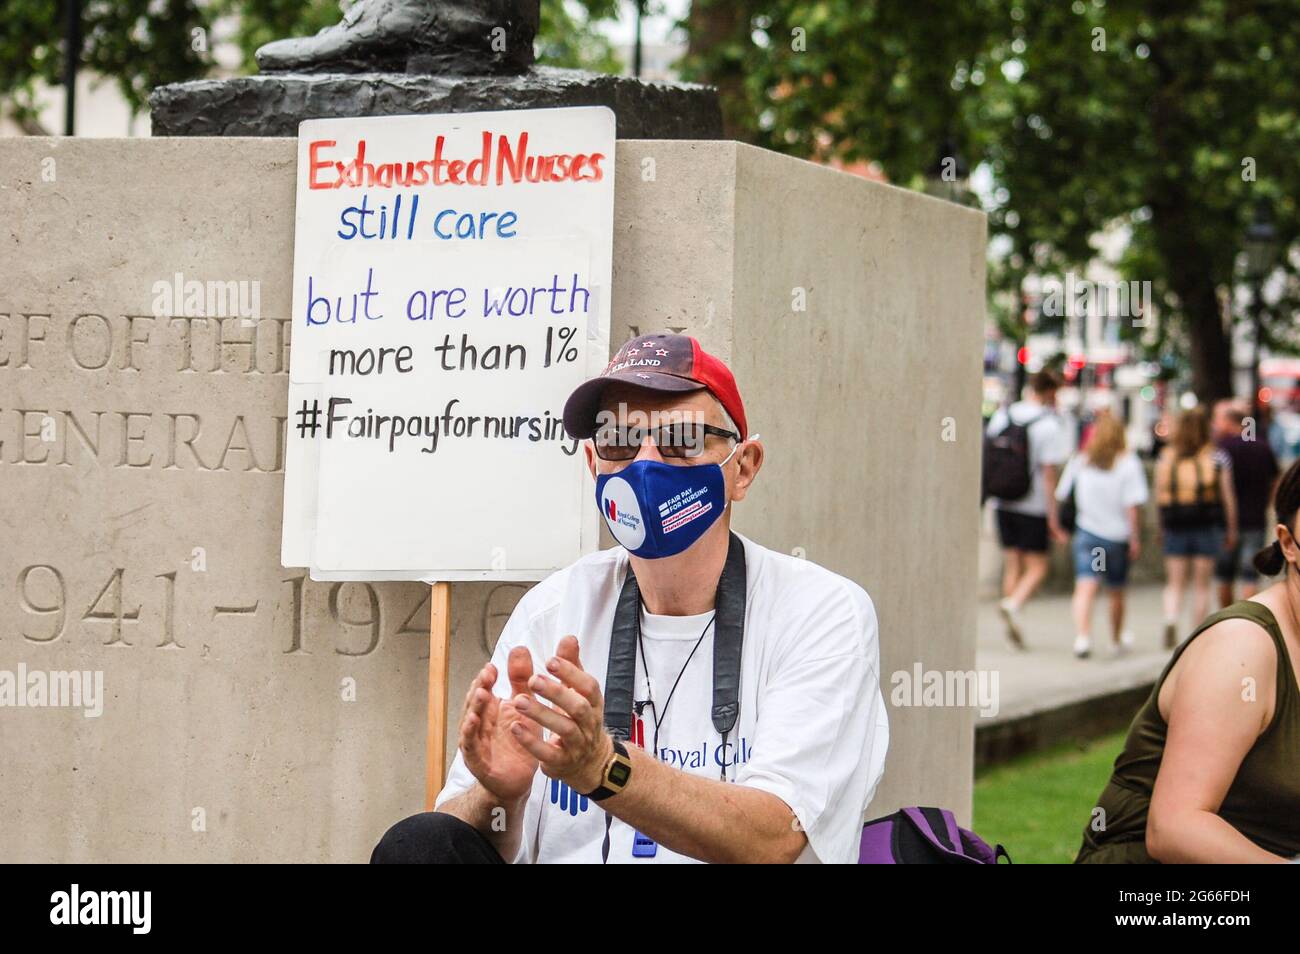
[149,0,722,139]
[255,0,541,76]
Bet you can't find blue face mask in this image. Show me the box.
[596,442,746,559]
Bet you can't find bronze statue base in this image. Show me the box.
[149,66,723,140]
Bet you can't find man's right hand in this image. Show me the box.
[460,647,541,804]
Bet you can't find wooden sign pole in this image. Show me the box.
[425,581,452,810]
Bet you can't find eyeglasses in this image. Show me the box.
[593,423,740,461]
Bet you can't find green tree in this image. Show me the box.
[0,0,209,123]
[536,0,622,73]
[682,0,1300,402]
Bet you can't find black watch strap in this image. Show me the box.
[586,738,632,801]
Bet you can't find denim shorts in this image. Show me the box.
[1162,525,1225,558]
[1072,529,1131,588]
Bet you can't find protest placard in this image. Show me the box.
[280,106,615,581]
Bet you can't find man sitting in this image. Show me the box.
[371,333,888,863]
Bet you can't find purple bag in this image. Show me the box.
[859,807,1010,864]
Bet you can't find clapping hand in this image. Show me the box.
[460,646,541,803]
[509,635,615,797]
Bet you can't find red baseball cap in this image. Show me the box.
[563,333,748,440]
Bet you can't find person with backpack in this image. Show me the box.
[1055,412,1149,659]
[983,369,1072,648]
[1076,458,1300,863]
[1155,406,1239,648]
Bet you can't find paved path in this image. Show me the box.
[975,584,1182,727]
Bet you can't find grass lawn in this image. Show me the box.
[973,731,1127,864]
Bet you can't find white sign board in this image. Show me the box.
[280,107,615,581]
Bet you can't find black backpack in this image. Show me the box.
[981,412,1042,504]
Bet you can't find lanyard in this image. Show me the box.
[605,530,747,745]
[635,609,715,761]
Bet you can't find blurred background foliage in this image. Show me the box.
[2,0,1295,399]
[680,0,1300,400]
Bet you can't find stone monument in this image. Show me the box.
[0,136,985,861]
[150,0,722,138]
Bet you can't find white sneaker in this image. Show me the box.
[1073,634,1092,658]
[1115,631,1136,656]
[999,599,1026,650]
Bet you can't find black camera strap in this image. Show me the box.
[603,531,746,744]
[596,532,746,862]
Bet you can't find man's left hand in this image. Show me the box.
[510,634,615,796]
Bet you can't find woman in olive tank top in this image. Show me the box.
[1076,459,1300,863]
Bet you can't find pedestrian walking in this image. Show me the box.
[983,369,1072,649]
[1212,399,1280,607]
[1056,413,1149,658]
[1155,407,1239,648]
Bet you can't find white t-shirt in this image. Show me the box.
[1056,451,1149,542]
[986,400,1071,516]
[434,532,889,864]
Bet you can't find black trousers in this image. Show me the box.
[370,811,507,864]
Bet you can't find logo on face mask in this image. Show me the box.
[600,476,647,550]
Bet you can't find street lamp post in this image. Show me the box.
[63,0,81,136]
[633,0,646,79]
[1243,199,1279,407]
